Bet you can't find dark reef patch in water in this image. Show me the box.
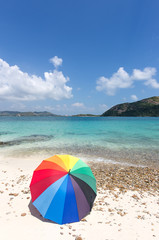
[0,131,14,135]
[0,134,53,147]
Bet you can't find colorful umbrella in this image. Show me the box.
[30,155,96,224]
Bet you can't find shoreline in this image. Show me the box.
[1,156,159,240]
[1,146,159,169]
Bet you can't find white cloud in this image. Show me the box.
[131,95,138,101]
[96,67,159,95]
[50,56,63,68]
[132,67,156,80]
[72,102,84,107]
[144,78,159,88]
[0,58,72,101]
[96,67,133,95]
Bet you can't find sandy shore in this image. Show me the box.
[0,156,159,240]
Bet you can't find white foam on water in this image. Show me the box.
[80,155,147,168]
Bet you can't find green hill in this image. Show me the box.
[0,111,59,117]
[101,96,159,117]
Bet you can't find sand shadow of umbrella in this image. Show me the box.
[28,200,56,224]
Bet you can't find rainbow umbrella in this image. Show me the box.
[30,155,96,224]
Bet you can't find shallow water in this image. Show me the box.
[0,116,159,167]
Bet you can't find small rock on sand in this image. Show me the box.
[81,218,87,222]
[75,236,83,240]
[9,193,19,197]
[21,213,26,216]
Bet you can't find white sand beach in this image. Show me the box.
[0,156,159,240]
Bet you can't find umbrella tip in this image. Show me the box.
[68,169,71,174]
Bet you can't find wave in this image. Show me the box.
[2,143,158,168]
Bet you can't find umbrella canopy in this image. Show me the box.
[30,155,96,224]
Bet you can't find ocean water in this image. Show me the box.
[0,116,159,167]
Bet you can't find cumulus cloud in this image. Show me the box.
[0,58,72,101]
[96,67,133,95]
[144,78,159,88]
[72,102,84,107]
[131,95,138,101]
[50,56,63,68]
[132,67,156,80]
[96,67,159,95]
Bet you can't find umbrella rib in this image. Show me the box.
[56,155,70,171]
[71,167,95,179]
[70,174,96,212]
[35,160,68,172]
[70,172,96,193]
[30,171,68,187]
[70,175,90,221]
[46,155,69,172]
[61,174,79,224]
[33,175,67,218]
[44,175,68,224]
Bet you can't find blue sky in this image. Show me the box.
[0,0,159,115]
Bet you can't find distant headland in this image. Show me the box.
[102,96,159,117]
[0,111,59,117]
[0,96,159,117]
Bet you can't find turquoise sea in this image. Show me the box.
[0,116,159,167]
